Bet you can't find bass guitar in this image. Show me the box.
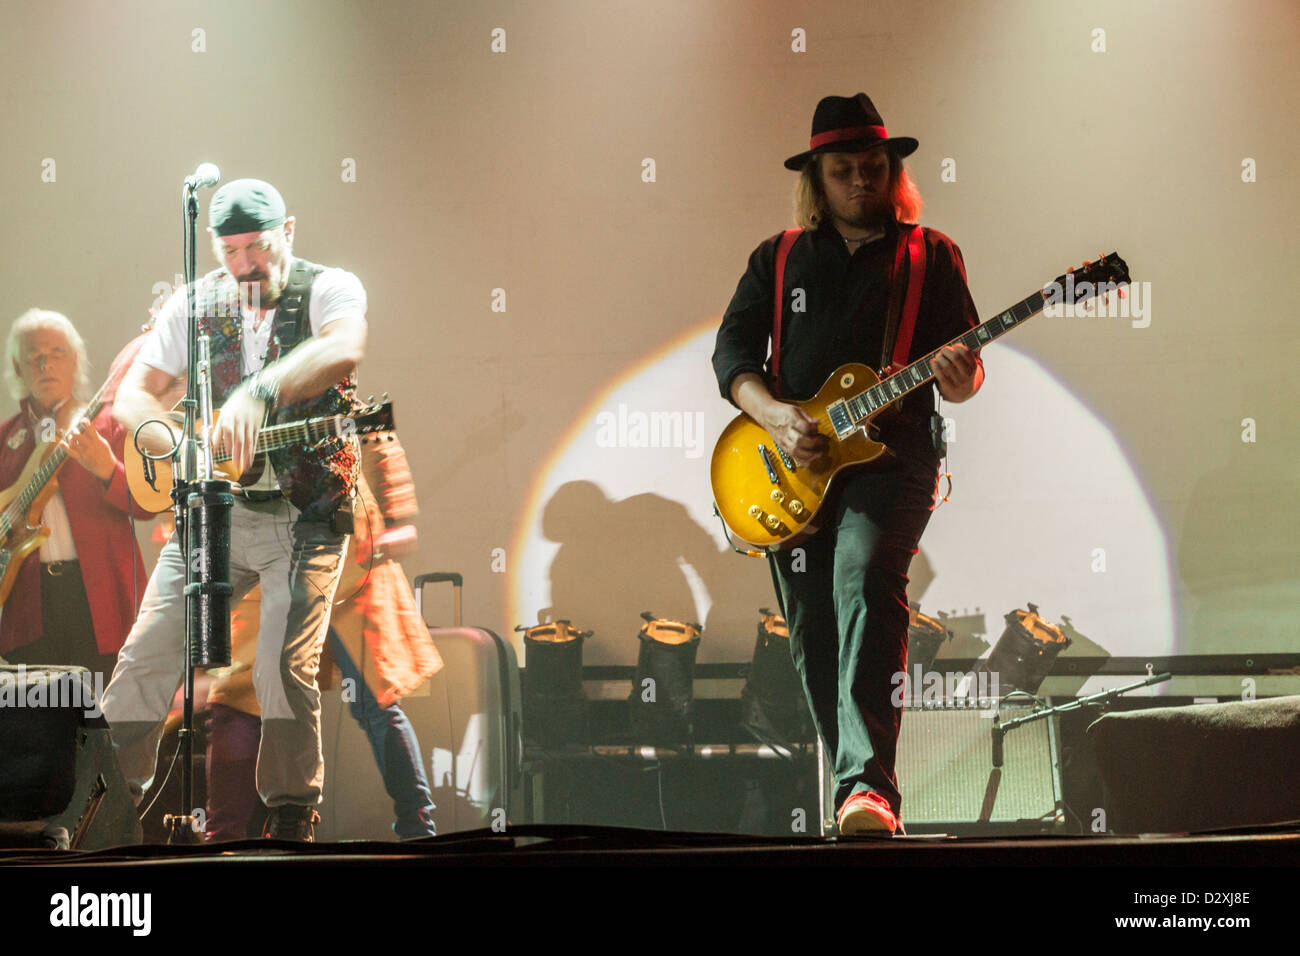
[710,252,1131,550]
[0,362,133,607]
[124,399,395,513]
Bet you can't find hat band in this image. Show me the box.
[809,125,888,150]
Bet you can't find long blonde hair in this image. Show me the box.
[793,150,924,229]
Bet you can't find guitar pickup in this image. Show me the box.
[827,399,855,439]
[757,444,779,484]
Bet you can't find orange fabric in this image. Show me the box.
[206,432,441,714]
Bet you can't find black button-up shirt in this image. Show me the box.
[712,219,981,461]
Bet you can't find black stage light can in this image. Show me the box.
[628,613,701,748]
[519,621,591,749]
[980,603,1071,695]
[906,603,952,675]
[740,608,815,750]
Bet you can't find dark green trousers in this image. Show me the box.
[770,459,939,819]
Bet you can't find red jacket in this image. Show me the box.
[0,400,150,657]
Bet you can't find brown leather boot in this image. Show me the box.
[263,805,321,842]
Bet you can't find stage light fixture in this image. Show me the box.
[739,608,814,752]
[628,612,701,748]
[518,620,592,750]
[980,603,1071,695]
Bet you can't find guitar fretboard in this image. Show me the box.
[0,395,108,540]
[833,289,1047,428]
[210,415,353,464]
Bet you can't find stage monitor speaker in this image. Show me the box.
[897,703,1062,831]
[0,664,141,849]
[1088,695,1300,833]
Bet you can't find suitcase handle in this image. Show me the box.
[414,572,463,589]
[414,571,463,627]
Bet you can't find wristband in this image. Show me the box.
[245,372,280,413]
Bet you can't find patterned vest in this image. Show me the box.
[195,258,359,521]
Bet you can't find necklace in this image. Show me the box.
[843,227,885,249]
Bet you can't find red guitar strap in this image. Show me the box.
[885,224,927,371]
[771,224,924,391]
[769,228,802,397]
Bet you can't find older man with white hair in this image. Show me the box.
[0,309,147,679]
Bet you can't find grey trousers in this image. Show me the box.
[101,497,347,808]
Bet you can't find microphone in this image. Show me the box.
[184,163,221,189]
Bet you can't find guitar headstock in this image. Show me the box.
[351,394,395,435]
[1047,251,1131,309]
[1050,251,1123,295]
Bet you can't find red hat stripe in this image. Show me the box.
[809,125,888,149]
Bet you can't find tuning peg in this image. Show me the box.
[381,392,389,401]
[366,394,374,403]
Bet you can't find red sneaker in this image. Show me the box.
[836,791,898,836]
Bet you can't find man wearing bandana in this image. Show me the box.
[101,179,368,841]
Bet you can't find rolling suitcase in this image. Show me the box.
[415,572,523,833]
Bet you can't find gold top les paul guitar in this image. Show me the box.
[710,253,1131,551]
[124,400,395,513]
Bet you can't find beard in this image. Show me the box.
[237,270,285,309]
[833,194,893,229]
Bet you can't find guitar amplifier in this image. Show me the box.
[900,702,1062,831]
[818,702,1063,835]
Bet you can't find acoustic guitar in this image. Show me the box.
[710,252,1131,550]
[124,399,395,513]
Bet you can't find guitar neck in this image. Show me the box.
[210,414,350,465]
[5,394,109,523]
[844,287,1047,423]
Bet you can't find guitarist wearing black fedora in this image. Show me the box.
[712,93,983,835]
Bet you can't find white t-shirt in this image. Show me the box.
[134,266,366,492]
[136,267,367,378]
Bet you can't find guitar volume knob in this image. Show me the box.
[789,500,805,516]
[770,489,786,504]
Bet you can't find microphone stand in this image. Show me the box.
[990,671,1173,768]
[162,180,233,844]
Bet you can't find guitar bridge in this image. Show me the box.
[757,445,779,484]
